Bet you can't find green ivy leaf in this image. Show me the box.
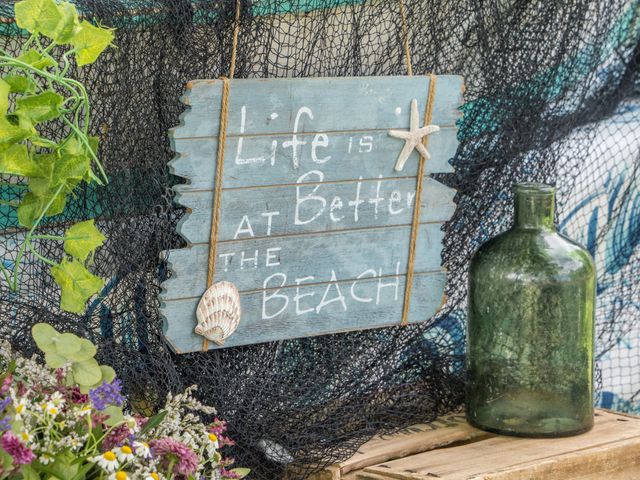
[4,75,36,94]
[0,80,34,144]
[16,49,56,70]
[53,2,80,44]
[15,0,79,43]
[50,258,104,313]
[17,189,66,228]
[72,21,114,66]
[54,154,90,190]
[70,357,101,386]
[32,323,59,352]
[0,78,9,114]
[44,351,67,368]
[17,91,64,123]
[64,220,105,262]
[0,144,40,177]
[0,114,35,145]
[66,338,96,362]
[15,0,64,37]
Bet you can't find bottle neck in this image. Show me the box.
[514,188,556,231]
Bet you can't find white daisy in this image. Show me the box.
[39,453,54,465]
[92,451,119,472]
[109,471,129,480]
[13,399,28,420]
[19,431,32,445]
[115,445,135,463]
[133,441,151,458]
[207,433,220,449]
[77,405,92,417]
[144,473,160,480]
[50,391,65,407]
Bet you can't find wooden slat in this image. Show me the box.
[173,177,455,244]
[302,414,487,480]
[161,269,446,352]
[171,76,463,139]
[160,223,445,300]
[169,128,456,191]
[359,411,640,480]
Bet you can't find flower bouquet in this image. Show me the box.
[0,323,249,480]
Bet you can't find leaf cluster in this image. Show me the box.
[0,0,114,313]
[32,323,115,393]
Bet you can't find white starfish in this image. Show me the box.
[388,99,440,172]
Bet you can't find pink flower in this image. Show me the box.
[101,424,131,451]
[0,432,34,465]
[0,375,12,395]
[220,468,242,479]
[150,437,198,477]
[68,387,89,404]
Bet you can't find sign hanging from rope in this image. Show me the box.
[159,75,464,352]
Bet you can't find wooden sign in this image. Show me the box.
[160,75,463,353]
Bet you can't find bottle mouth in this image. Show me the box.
[513,182,555,196]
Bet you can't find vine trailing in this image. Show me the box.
[0,0,114,313]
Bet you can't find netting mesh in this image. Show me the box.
[0,0,639,477]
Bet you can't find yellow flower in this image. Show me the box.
[144,473,159,480]
[114,472,128,480]
[208,433,219,448]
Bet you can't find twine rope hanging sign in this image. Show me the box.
[192,0,449,350]
[395,0,442,325]
[201,0,242,351]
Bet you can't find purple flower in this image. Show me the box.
[150,437,198,477]
[89,379,124,411]
[0,418,10,432]
[0,432,34,465]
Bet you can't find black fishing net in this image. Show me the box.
[0,0,639,478]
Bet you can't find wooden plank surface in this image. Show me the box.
[161,75,463,351]
[359,411,640,480]
[162,270,447,352]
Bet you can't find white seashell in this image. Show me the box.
[256,439,294,464]
[194,281,241,345]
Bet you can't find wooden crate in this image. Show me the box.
[304,410,640,480]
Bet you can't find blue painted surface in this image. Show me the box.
[161,75,463,352]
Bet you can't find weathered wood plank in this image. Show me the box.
[160,223,444,300]
[174,177,455,244]
[171,76,464,139]
[161,74,462,351]
[161,270,446,352]
[169,128,457,191]
[360,411,640,480]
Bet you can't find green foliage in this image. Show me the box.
[0,0,114,313]
[32,323,114,393]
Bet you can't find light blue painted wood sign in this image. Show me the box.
[160,75,463,353]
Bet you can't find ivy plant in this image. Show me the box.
[0,0,114,313]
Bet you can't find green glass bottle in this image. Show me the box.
[466,183,596,437]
